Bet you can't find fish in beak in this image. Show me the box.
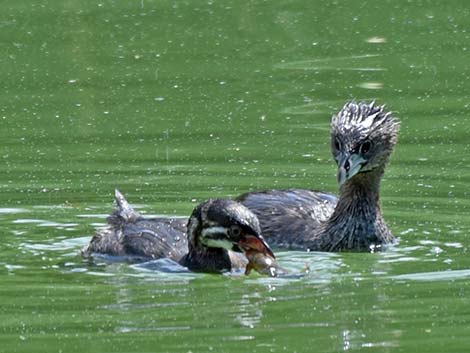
[237,232,278,277]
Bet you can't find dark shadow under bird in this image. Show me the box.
[237,101,400,252]
[83,190,276,274]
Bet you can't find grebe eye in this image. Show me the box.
[360,140,372,154]
[230,226,242,238]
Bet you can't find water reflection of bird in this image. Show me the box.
[237,101,400,251]
[83,190,275,274]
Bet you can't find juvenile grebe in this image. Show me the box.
[83,190,276,274]
[237,101,399,251]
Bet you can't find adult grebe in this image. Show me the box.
[237,101,399,251]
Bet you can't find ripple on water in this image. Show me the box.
[115,325,191,333]
[0,208,30,214]
[4,264,26,271]
[274,54,385,71]
[357,82,384,90]
[76,213,109,219]
[132,258,190,274]
[22,236,89,252]
[13,219,46,224]
[391,269,470,282]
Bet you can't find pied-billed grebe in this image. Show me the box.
[83,190,276,274]
[237,101,400,252]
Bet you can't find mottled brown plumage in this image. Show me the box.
[238,101,400,252]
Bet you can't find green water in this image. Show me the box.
[2,0,470,352]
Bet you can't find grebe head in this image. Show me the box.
[186,199,274,258]
[330,101,400,186]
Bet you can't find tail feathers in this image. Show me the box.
[107,189,141,226]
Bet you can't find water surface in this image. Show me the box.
[2,1,470,352]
